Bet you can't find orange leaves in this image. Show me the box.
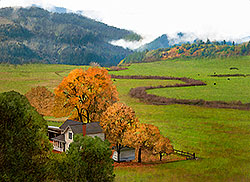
[126,123,160,150]
[123,122,173,162]
[25,86,54,116]
[100,102,139,145]
[153,135,173,155]
[54,67,119,123]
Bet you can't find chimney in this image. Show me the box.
[83,123,86,136]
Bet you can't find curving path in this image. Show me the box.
[111,74,250,110]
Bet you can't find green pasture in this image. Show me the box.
[0,57,250,181]
[114,56,250,103]
[0,63,86,94]
[147,76,250,103]
[112,56,250,181]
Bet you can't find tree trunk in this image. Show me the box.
[138,147,142,163]
[117,144,121,163]
[160,153,162,161]
[75,106,83,123]
[86,110,90,123]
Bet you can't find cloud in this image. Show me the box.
[0,0,54,9]
[1,0,250,42]
[110,34,158,50]
[79,10,103,22]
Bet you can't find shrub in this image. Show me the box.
[57,135,115,182]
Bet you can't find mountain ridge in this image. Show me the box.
[0,7,141,66]
[138,32,250,52]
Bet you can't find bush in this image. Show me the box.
[57,135,115,182]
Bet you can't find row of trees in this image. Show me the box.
[25,66,174,163]
[101,102,173,163]
[54,67,173,162]
[42,67,173,162]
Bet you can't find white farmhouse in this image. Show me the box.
[48,120,105,152]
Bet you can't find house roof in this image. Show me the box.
[60,120,103,135]
[59,120,82,130]
[86,122,103,134]
[70,125,83,134]
[51,134,65,143]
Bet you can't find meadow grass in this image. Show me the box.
[46,121,63,127]
[114,56,250,103]
[1,57,250,181]
[112,57,250,181]
[0,63,86,94]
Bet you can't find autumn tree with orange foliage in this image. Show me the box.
[54,67,118,123]
[152,135,173,161]
[124,123,159,163]
[100,102,138,163]
[124,123,173,162]
[25,86,54,116]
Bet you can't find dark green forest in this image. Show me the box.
[0,7,141,66]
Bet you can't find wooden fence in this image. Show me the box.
[174,149,196,160]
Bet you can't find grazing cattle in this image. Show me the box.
[230,67,239,70]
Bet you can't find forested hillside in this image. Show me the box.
[123,40,250,64]
[0,7,141,66]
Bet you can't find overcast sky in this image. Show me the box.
[1,0,250,43]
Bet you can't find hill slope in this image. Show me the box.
[123,40,250,64]
[0,7,141,66]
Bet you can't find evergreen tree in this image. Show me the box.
[0,91,51,181]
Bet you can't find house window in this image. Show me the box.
[69,132,73,140]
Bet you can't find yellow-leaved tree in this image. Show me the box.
[100,102,138,163]
[54,67,118,123]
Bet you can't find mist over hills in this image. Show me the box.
[137,32,250,52]
[0,6,141,66]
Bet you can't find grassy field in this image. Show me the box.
[0,63,86,94]
[1,57,250,181]
[112,56,250,182]
[114,56,250,103]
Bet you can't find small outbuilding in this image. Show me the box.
[112,146,135,162]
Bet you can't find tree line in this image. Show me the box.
[123,40,250,64]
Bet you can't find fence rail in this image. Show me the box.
[174,149,196,160]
